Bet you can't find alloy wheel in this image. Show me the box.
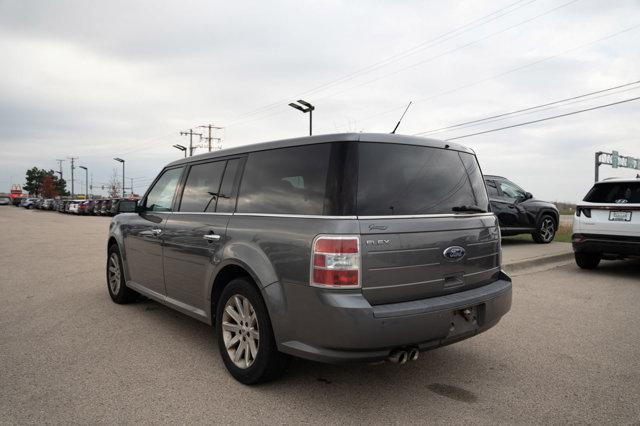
[540,218,555,242]
[222,294,260,369]
[108,252,121,294]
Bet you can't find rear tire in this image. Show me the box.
[575,252,601,269]
[215,277,289,384]
[532,215,556,244]
[106,244,139,304]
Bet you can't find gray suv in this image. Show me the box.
[107,133,512,384]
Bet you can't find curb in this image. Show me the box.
[503,251,575,273]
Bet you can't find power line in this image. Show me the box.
[414,79,640,136]
[440,96,640,141]
[224,0,540,126]
[313,0,581,104]
[348,22,640,129]
[227,0,581,131]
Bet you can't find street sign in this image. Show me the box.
[595,150,640,181]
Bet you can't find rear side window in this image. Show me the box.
[236,144,332,215]
[584,182,640,203]
[216,158,243,213]
[357,143,489,215]
[179,161,226,212]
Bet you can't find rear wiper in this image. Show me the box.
[452,205,486,213]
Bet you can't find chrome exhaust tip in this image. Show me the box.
[387,350,408,364]
[408,348,419,361]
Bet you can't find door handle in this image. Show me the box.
[203,233,221,242]
[141,228,162,237]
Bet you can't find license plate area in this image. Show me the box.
[609,210,632,222]
[448,304,485,337]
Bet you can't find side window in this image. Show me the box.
[486,180,500,197]
[144,167,183,212]
[216,158,243,213]
[498,180,525,200]
[179,161,226,212]
[236,144,332,215]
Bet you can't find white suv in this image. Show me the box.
[572,178,640,269]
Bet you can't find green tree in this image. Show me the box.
[23,167,69,197]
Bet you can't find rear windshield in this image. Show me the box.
[357,143,489,215]
[584,181,640,203]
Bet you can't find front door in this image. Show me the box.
[494,179,528,228]
[123,167,184,297]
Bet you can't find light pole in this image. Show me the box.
[79,166,89,199]
[288,99,315,136]
[173,144,187,157]
[113,158,125,197]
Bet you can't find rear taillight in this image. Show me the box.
[576,207,591,218]
[311,236,360,288]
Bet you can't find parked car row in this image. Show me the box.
[6,197,135,216]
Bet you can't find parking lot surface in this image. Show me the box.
[1,207,639,424]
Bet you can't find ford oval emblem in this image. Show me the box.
[443,246,466,261]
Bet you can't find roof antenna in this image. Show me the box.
[391,101,412,134]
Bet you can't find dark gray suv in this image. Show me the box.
[107,133,512,384]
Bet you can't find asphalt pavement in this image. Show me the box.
[1,207,639,424]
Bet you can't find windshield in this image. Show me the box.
[584,181,640,204]
[357,143,489,215]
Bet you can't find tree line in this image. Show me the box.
[23,167,69,198]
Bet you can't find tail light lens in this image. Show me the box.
[572,233,586,244]
[576,207,591,218]
[311,236,360,288]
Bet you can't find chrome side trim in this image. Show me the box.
[166,212,494,219]
[357,213,495,219]
[168,212,233,216]
[234,213,358,219]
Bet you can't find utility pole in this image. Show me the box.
[67,156,78,197]
[56,159,65,180]
[198,124,224,151]
[79,166,89,199]
[180,129,203,157]
[129,178,134,195]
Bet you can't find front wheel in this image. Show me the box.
[532,215,556,244]
[106,244,139,303]
[575,252,601,269]
[215,277,289,384]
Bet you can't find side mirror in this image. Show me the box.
[524,192,533,200]
[117,199,139,213]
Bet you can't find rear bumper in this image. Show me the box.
[572,233,640,257]
[265,272,512,364]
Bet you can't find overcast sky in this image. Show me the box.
[1,0,639,202]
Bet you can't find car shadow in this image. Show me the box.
[132,295,496,400]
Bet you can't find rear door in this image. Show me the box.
[162,157,244,315]
[356,142,500,305]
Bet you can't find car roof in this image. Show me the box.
[596,177,640,184]
[165,132,474,168]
